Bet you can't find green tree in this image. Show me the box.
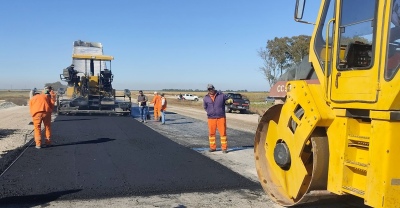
[258,48,278,89]
[259,35,311,88]
[289,35,311,63]
[267,37,292,75]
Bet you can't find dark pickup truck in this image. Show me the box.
[225,93,250,114]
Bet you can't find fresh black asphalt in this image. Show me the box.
[0,110,261,205]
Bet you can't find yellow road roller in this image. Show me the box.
[255,0,400,207]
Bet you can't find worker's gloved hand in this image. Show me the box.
[225,98,233,104]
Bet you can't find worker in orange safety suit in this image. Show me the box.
[29,88,53,149]
[203,84,233,154]
[160,93,167,125]
[44,86,55,145]
[44,86,55,116]
[150,91,162,121]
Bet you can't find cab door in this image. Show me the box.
[330,0,379,103]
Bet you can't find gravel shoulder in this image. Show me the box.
[0,105,36,157]
[167,105,260,133]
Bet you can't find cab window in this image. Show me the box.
[313,0,335,71]
[385,0,400,80]
[336,0,376,70]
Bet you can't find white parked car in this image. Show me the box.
[177,94,199,101]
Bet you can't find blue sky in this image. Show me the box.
[0,0,319,91]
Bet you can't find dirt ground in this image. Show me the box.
[0,106,40,157]
[0,105,58,158]
[0,101,281,208]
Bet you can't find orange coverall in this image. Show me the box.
[29,94,53,147]
[151,94,162,120]
[207,117,227,150]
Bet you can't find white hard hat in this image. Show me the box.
[392,0,400,26]
[154,91,157,94]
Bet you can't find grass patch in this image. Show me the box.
[0,90,30,106]
[168,98,204,110]
[250,102,274,116]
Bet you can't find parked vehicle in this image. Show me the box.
[225,93,249,114]
[265,96,275,104]
[177,93,199,101]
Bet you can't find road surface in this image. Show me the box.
[0,104,367,207]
